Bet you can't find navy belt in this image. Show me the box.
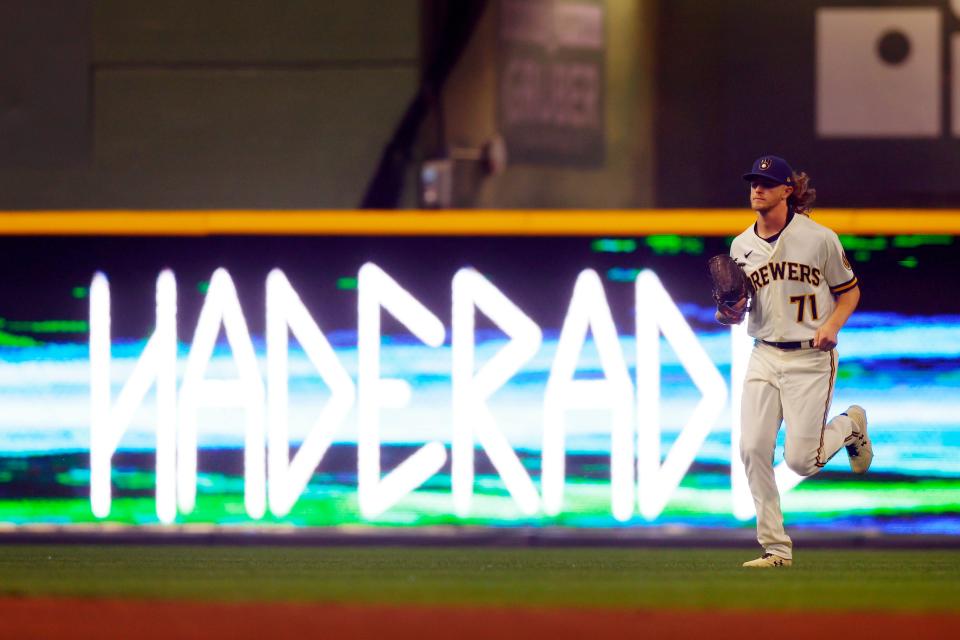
[759,339,815,350]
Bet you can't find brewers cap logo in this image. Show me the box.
[759,158,772,170]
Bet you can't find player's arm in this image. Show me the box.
[814,231,859,351]
[813,285,859,351]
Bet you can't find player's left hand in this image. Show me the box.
[715,297,748,325]
[812,323,839,351]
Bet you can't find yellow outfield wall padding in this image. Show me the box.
[0,209,958,236]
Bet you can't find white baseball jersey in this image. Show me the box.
[730,212,857,341]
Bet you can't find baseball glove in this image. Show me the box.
[708,254,752,325]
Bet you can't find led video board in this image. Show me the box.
[0,212,957,533]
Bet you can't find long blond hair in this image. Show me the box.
[789,171,816,215]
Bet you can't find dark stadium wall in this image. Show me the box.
[0,1,91,171]
[0,0,421,209]
[656,0,960,208]
[10,1,955,210]
[0,0,658,211]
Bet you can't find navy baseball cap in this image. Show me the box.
[742,155,794,185]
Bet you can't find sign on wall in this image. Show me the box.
[656,0,960,208]
[498,0,605,166]
[816,7,942,138]
[0,228,957,532]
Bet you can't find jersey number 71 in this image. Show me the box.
[789,294,819,322]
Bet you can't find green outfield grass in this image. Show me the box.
[0,546,958,612]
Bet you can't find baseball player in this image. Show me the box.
[718,155,873,568]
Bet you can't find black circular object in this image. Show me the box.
[876,30,911,65]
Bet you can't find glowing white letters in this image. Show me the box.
[730,314,754,520]
[90,270,177,523]
[90,263,741,524]
[635,270,727,520]
[452,268,542,517]
[266,269,356,517]
[543,270,634,521]
[357,263,447,518]
[178,268,266,519]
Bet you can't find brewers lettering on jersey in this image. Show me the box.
[732,214,857,342]
[726,155,874,569]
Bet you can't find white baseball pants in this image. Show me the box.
[740,342,856,560]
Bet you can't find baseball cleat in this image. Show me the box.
[742,553,792,568]
[843,405,873,474]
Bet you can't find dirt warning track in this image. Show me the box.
[1,598,958,640]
